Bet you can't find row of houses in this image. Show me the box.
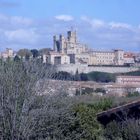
[71,75,140,96]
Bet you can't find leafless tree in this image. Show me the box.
[0,60,58,139]
[0,59,86,140]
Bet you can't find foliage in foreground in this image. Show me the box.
[104,119,140,140]
[0,60,113,140]
[1,60,140,140]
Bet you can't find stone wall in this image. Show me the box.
[56,64,140,74]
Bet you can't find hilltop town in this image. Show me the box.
[43,30,138,66]
[0,29,140,98]
[1,29,140,67]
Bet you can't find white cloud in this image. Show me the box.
[81,16,133,30]
[0,13,140,52]
[0,14,33,29]
[109,22,132,29]
[55,15,74,21]
[81,16,105,28]
[11,16,33,26]
[4,29,39,44]
[0,13,8,21]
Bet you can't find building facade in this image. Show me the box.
[43,30,135,66]
[0,48,14,59]
[123,52,135,65]
[43,52,70,65]
[53,30,88,55]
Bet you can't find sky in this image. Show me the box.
[0,0,140,52]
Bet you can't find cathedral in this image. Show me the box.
[43,30,135,66]
[43,30,89,65]
[53,30,88,55]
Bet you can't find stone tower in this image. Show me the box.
[60,35,67,54]
[67,30,77,43]
[53,35,57,52]
[114,50,124,65]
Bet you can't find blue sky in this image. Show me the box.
[0,0,140,51]
[1,0,140,24]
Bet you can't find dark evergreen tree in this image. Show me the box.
[31,49,39,58]
[75,69,81,81]
[14,55,20,62]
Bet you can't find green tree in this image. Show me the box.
[31,49,39,58]
[104,119,140,140]
[39,48,51,55]
[87,71,116,83]
[74,104,103,140]
[80,73,88,81]
[17,49,32,60]
[14,55,21,62]
[75,69,81,81]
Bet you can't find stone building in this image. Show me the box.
[123,52,135,65]
[74,49,125,65]
[0,48,14,59]
[43,29,135,66]
[53,30,88,55]
[43,30,88,65]
[52,30,130,65]
[91,49,124,65]
[75,53,96,65]
[43,52,70,65]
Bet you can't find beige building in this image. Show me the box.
[75,49,125,66]
[75,53,96,65]
[43,29,136,66]
[52,30,128,65]
[43,52,70,65]
[53,30,88,55]
[0,48,14,59]
[92,51,115,65]
[43,30,88,65]
[90,49,125,65]
[123,52,135,65]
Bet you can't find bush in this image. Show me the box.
[73,98,114,139]
[52,71,74,80]
[95,88,106,94]
[74,104,103,139]
[127,91,140,98]
[87,71,116,83]
[104,119,140,140]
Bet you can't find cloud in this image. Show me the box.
[55,15,74,21]
[109,22,132,29]
[0,14,33,30]
[79,16,140,51]
[4,29,39,44]
[0,13,140,52]
[81,16,105,28]
[0,0,19,8]
[10,16,33,26]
